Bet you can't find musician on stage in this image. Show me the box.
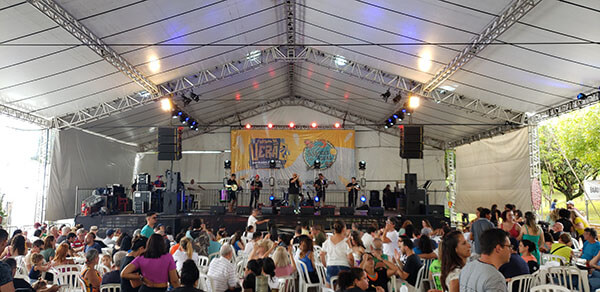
[249,175,263,209]
[346,177,360,207]
[314,173,328,206]
[289,173,302,213]
[226,173,239,212]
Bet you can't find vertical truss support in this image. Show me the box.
[285,0,296,97]
[445,149,457,225]
[34,128,55,222]
[423,0,542,92]
[529,124,543,212]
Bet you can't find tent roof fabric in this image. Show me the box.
[1,0,598,148]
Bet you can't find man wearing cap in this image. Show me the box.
[249,175,263,209]
[103,229,116,246]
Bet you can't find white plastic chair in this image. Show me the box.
[219,237,231,245]
[547,266,589,292]
[330,275,339,290]
[542,254,567,265]
[277,275,296,292]
[208,252,219,263]
[101,247,113,256]
[414,265,427,292]
[430,272,442,291]
[14,256,28,279]
[295,260,320,292]
[235,260,245,280]
[508,274,535,292]
[315,262,327,287]
[572,238,581,250]
[100,283,120,292]
[530,284,571,292]
[197,256,209,274]
[78,277,87,292]
[197,273,211,291]
[49,265,81,291]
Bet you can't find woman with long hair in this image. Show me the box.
[121,234,180,292]
[320,220,354,285]
[519,211,543,263]
[262,257,279,290]
[297,235,319,283]
[359,253,396,292]
[571,210,590,239]
[440,231,471,292]
[399,220,412,236]
[491,204,501,226]
[349,231,365,266]
[230,231,245,252]
[40,235,56,262]
[337,267,384,292]
[271,245,296,277]
[172,237,199,274]
[500,210,521,239]
[80,249,102,292]
[1,234,26,258]
[52,243,74,266]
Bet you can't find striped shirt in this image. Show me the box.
[207,257,237,292]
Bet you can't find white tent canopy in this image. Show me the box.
[1,0,598,220]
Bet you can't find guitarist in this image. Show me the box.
[249,175,263,209]
[313,173,328,207]
[226,174,239,212]
[346,177,361,207]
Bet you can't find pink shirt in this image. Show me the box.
[275,264,295,277]
[131,253,176,284]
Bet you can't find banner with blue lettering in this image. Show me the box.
[231,129,355,191]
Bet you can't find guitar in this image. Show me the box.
[315,180,335,191]
[225,184,238,191]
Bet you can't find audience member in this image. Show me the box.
[242,259,262,292]
[359,251,396,292]
[550,233,573,264]
[399,220,412,236]
[518,211,542,263]
[413,228,438,259]
[550,222,564,241]
[206,244,240,292]
[361,225,376,252]
[56,226,70,244]
[244,232,261,257]
[581,228,600,261]
[382,217,399,259]
[311,225,327,247]
[84,233,102,254]
[296,235,319,283]
[349,231,365,266]
[519,239,539,273]
[470,208,494,255]
[557,208,574,234]
[320,220,353,284]
[459,229,511,292]
[120,236,147,292]
[173,238,199,274]
[39,236,55,262]
[101,251,126,285]
[572,210,590,239]
[500,210,521,239]
[25,240,44,271]
[81,249,102,292]
[394,237,423,286]
[337,267,384,292]
[1,235,26,259]
[435,231,471,292]
[171,260,202,292]
[28,253,50,284]
[490,204,502,226]
[51,243,74,266]
[499,237,530,281]
[272,246,295,278]
[141,212,157,239]
[103,229,116,246]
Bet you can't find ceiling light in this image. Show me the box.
[418,51,432,72]
[148,56,160,73]
[160,98,172,111]
[267,123,273,129]
[577,93,587,100]
[289,122,295,128]
[311,122,317,128]
[334,122,341,128]
[439,85,456,92]
[246,50,261,62]
[408,96,420,109]
[334,55,347,66]
[245,123,252,129]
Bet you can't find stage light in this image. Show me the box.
[289,122,295,128]
[269,195,275,201]
[183,117,190,124]
[408,96,420,108]
[381,89,391,102]
[245,123,252,129]
[392,92,402,104]
[334,122,341,128]
[359,161,366,170]
[160,98,172,111]
[269,159,276,169]
[314,196,320,202]
[314,160,321,169]
[577,93,587,100]
[311,122,317,128]
[181,94,192,106]
[179,114,187,123]
[224,160,231,169]
[267,123,273,129]
[360,195,367,203]
[171,109,179,118]
[189,121,197,129]
[190,92,200,102]
[148,55,160,73]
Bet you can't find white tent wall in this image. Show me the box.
[46,129,137,221]
[135,106,446,204]
[455,128,531,213]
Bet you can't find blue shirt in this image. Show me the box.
[208,240,221,256]
[85,242,102,253]
[582,241,600,260]
[141,224,154,238]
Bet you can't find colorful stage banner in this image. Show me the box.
[231,129,356,191]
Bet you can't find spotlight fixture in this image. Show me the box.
[171,108,180,118]
[313,160,321,169]
[311,122,317,128]
[358,161,366,170]
[577,93,587,100]
[179,114,187,123]
[334,122,341,128]
[408,96,420,109]
[381,89,391,102]
[392,92,402,104]
[181,93,192,106]
[269,159,277,169]
[289,122,295,128]
[245,123,252,129]
[267,123,273,129]
[269,195,275,201]
[189,91,200,102]
[224,160,231,169]
[360,195,367,203]
[314,196,320,202]
[160,98,172,111]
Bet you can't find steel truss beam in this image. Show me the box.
[0,103,50,127]
[302,47,526,124]
[28,0,158,95]
[528,91,600,124]
[52,47,286,129]
[140,95,447,151]
[423,0,541,92]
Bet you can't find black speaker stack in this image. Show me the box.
[404,173,447,224]
[158,128,183,161]
[400,125,423,159]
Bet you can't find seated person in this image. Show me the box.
[4,258,59,292]
[550,233,573,265]
[581,228,600,261]
[394,237,423,287]
[172,259,203,292]
[101,251,127,284]
[242,259,262,292]
[519,240,539,274]
[499,238,530,281]
[29,254,51,284]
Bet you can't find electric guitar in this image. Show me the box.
[225,184,238,191]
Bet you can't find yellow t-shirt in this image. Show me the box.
[574,217,589,235]
[550,243,572,264]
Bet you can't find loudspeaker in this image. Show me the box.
[405,214,450,229]
[427,204,445,216]
[236,206,252,215]
[162,191,178,215]
[406,189,426,215]
[320,206,335,216]
[261,206,276,215]
[210,205,225,215]
[405,174,418,193]
[158,127,182,161]
[280,206,295,215]
[368,207,384,216]
[300,206,315,215]
[340,207,355,216]
[400,125,423,159]
[137,173,150,185]
[369,191,380,201]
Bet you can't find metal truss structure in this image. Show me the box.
[302,47,526,125]
[52,47,286,129]
[445,149,457,224]
[0,103,50,127]
[28,0,159,95]
[34,128,55,222]
[423,0,541,92]
[285,0,297,98]
[528,124,541,180]
[446,124,522,148]
[528,91,600,124]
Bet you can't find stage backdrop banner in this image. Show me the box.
[231,129,355,190]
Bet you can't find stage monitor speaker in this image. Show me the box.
[340,207,355,216]
[405,174,418,193]
[427,204,445,216]
[369,191,380,201]
[406,189,426,215]
[261,206,276,215]
[236,206,252,215]
[400,125,423,159]
[368,207,384,216]
[210,206,225,215]
[162,191,178,215]
[280,206,295,215]
[300,206,315,215]
[320,206,335,216]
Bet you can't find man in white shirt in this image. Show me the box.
[382,217,399,259]
[247,209,269,231]
[207,244,241,292]
[361,225,377,252]
[102,229,116,246]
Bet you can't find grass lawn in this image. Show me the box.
[542,194,600,225]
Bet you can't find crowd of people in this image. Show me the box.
[0,201,595,292]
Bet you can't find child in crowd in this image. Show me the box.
[101,254,112,269]
[29,253,51,284]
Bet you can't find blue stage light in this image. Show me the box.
[314,196,320,202]
[360,195,366,202]
[269,195,274,201]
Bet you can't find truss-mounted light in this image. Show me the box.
[246,50,261,62]
[334,55,347,66]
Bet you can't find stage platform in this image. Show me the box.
[74,209,400,237]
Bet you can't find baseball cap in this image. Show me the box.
[566,201,574,205]
[106,229,115,236]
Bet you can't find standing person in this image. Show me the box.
[249,175,263,209]
[314,173,328,206]
[500,210,521,239]
[490,204,501,226]
[382,217,399,259]
[247,209,270,233]
[80,249,102,292]
[382,184,394,210]
[119,237,147,292]
[459,229,511,292]
[121,234,180,292]
[141,212,157,239]
[226,174,239,213]
[470,208,495,255]
[288,173,302,213]
[346,177,360,208]
[550,199,557,211]
[320,220,354,284]
[518,212,543,263]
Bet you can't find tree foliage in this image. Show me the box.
[539,105,600,201]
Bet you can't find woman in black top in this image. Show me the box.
[171,260,203,292]
[338,268,384,292]
[359,253,396,292]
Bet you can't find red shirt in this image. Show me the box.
[71,239,84,249]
